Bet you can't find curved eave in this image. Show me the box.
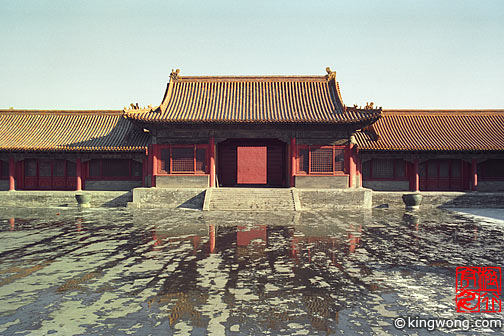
[0,146,148,152]
[358,147,504,152]
[124,113,381,126]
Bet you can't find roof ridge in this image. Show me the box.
[172,76,329,82]
[383,109,504,114]
[0,109,122,115]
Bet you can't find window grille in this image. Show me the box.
[334,149,345,172]
[89,160,101,177]
[196,148,207,172]
[362,160,371,178]
[160,149,170,174]
[66,161,76,177]
[439,161,450,178]
[451,161,461,178]
[54,160,65,177]
[298,147,309,173]
[88,159,140,179]
[39,161,52,177]
[172,147,195,172]
[310,148,333,173]
[480,159,504,178]
[395,160,405,178]
[157,145,209,174]
[132,161,142,177]
[25,160,37,177]
[296,145,345,175]
[102,159,130,177]
[0,160,8,178]
[372,159,394,178]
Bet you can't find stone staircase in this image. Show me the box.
[203,188,300,211]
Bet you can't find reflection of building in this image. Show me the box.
[146,217,373,332]
[1,69,503,192]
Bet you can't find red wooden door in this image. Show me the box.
[237,146,267,184]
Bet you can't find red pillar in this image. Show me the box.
[8,157,15,191]
[209,224,216,253]
[76,158,82,191]
[150,145,157,187]
[358,158,363,188]
[471,159,478,191]
[290,137,296,187]
[349,144,356,188]
[209,137,215,187]
[412,159,420,192]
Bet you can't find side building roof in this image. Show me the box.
[355,110,504,152]
[0,110,149,152]
[124,68,381,125]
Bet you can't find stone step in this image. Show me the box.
[204,188,298,211]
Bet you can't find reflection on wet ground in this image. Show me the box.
[0,207,503,335]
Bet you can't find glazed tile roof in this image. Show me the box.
[124,69,381,124]
[0,110,149,152]
[355,110,504,151]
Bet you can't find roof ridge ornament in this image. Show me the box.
[170,68,180,81]
[325,67,336,81]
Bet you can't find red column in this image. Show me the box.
[358,158,363,188]
[471,159,478,191]
[349,144,356,188]
[76,158,82,191]
[150,145,157,187]
[290,137,296,187]
[412,159,420,192]
[209,137,215,187]
[8,157,15,191]
[209,224,216,253]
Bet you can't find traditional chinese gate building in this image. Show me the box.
[1,69,504,194]
[124,69,380,189]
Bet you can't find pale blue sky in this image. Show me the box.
[1,0,503,109]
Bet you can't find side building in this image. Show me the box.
[0,110,149,191]
[356,109,504,192]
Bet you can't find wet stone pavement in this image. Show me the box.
[0,207,503,335]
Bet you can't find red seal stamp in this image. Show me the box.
[456,267,501,313]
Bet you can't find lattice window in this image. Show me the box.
[157,145,209,174]
[427,161,438,178]
[89,160,101,177]
[439,161,450,178]
[0,160,8,178]
[172,147,194,172]
[395,160,406,178]
[54,160,65,177]
[419,163,426,178]
[39,161,52,177]
[196,148,207,173]
[362,160,371,178]
[88,159,140,179]
[298,147,309,173]
[297,146,345,175]
[372,159,394,178]
[160,148,170,174]
[310,148,333,173]
[451,161,461,178]
[102,159,130,177]
[334,149,345,172]
[480,159,504,178]
[66,161,76,177]
[132,161,142,177]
